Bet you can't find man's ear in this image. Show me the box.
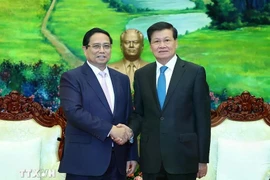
[82,46,87,56]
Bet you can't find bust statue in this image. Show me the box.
[109,29,148,90]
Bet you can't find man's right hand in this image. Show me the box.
[110,125,131,145]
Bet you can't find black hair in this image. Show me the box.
[82,27,113,47]
[147,21,178,42]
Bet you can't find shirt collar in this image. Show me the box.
[124,59,139,68]
[86,61,109,76]
[156,54,177,72]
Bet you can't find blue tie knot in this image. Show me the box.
[160,66,168,73]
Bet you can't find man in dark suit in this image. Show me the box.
[129,22,211,180]
[59,28,138,180]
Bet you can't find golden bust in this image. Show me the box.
[109,29,148,90]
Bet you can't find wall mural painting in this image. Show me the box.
[0,0,269,111]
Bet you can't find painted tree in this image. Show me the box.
[206,0,242,29]
[233,0,270,11]
[191,0,206,9]
[207,0,270,29]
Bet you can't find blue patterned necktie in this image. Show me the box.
[157,66,168,109]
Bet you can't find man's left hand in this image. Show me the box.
[197,163,207,179]
[126,160,137,176]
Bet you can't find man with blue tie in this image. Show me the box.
[129,22,211,180]
[59,27,138,180]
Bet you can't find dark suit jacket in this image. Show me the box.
[129,56,211,174]
[58,62,138,176]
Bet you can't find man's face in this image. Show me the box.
[121,30,143,60]
[83,33,111,70]
[150,29,177,63]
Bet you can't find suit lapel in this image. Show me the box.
[163,58,186,110]
[82,63,112,115]
[147,63,162,111]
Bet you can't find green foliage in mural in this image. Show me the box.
[191,0,206,9]
[243,3,270,25]
[206,0,242,29]
[102,0,151,13]
[0,60,68,110]
[206,0,270,30]
[40,0,53,11]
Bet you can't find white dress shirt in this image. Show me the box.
[87,61,115,113]
[156,54,177,94]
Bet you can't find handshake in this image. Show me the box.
[110,124,133,145]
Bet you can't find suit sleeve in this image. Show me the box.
[125,76,139,161]
[60,71,112,141]
[128,70,143,138]
[193,67,211,163]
